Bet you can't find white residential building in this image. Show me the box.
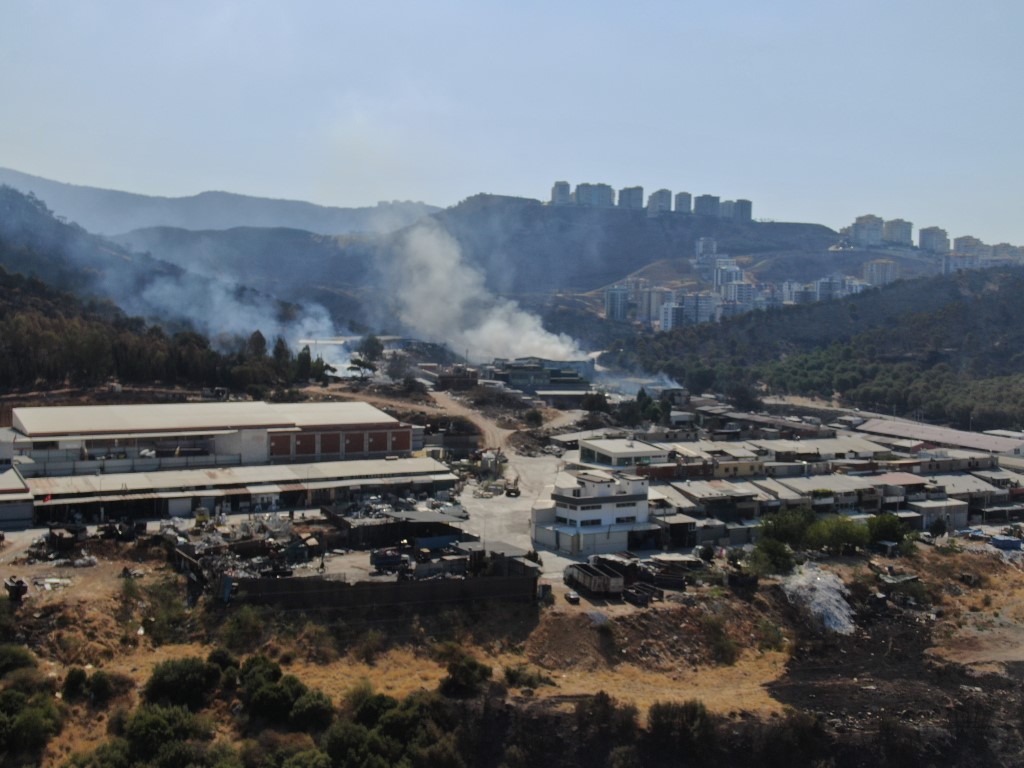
[531,470,656,555]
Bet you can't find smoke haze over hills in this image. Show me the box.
[0,167,438,236]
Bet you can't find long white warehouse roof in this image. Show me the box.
[12,401,398,439]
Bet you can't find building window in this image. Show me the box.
[616,516,636,524]
[615,501,635,508]
[581,504,601,510]
[580,519,601,527]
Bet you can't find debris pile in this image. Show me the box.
[782,563,855,635]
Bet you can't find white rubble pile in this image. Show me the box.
[782,563,855,635]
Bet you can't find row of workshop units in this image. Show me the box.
[572,435,1009,480]
[0,458,458,528]
[531,437,1024,556]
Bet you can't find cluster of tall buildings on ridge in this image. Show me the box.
[550,181,752,223]
[843,214,1024,263]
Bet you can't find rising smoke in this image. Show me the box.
[384,220,583,361]
[98,260,340,351]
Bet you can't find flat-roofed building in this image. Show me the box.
[646,188,672,216]
[531,470,660,555]
[26,457,456,524]
[919,226,950,254]
[672,478,769,522]
[618,186,644,209]
[851,214,884,247]
[883,218,913,246]
[856,418,1024,456]
[6,401,413,475]
[693,194,720,217]
[577,438,669,469]
[550,181,571,205]
[775,474,882,513]
[0,400,434,528]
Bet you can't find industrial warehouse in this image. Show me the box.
[0,400,457,527]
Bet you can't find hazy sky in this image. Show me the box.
[3,1,1022,243]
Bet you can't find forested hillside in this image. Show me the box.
[0,265,331,394]
[603,267,1024,430]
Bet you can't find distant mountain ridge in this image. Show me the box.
[0,167,439,236]
[0,185,338,343]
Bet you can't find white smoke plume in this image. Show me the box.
[387,220,582,361]
[100,268,339,351]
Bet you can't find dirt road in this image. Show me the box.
[429,390,514,450]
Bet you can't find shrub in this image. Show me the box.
[239,655,282,702]
[701,615,739,665]
[87,670,134,706]
[3,665,55,694]
[250,683,296,721]
[353,693,398,728]
[760,506,815,548]
[646,699,717,761]
[607,745,643,768]
[144,657,221,710]
[575,690,638,754]
[10,702,62,752]
[503,665,554,689]
[123,704,208,762]
[65,737,132,768]
[805,516,869,555]
[141,578,189,645]
[296,622,338,664]
[748,538,794,576]
[321,720,370,766]
[0,688,27,716]
[290,689,335,732]
[222,605,265,652]
[353,629,386,665]
[439,655,492,697]
[0,644,35,676]
[756,710,830,766]
[63,666,89,700]
[208,647,240,671]
[341,678,374,715]
[867,513,906,545]
[757,620,786,652]
[282,749,332,768]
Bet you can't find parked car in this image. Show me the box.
[565,590,580,605]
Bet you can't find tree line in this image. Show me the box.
[0,266,333,396]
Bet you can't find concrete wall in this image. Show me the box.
[224,572,537,609]
[0,500,33,529]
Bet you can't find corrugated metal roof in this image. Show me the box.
[857,419,1024,454]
